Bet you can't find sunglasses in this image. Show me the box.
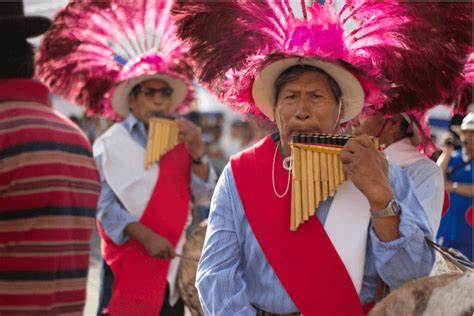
[136,85,174,98]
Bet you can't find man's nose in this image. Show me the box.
[295,99,311,121]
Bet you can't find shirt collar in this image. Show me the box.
[123,112,147,135]
[384,137,426,167]
[0,79,51,106]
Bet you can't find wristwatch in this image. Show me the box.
[452,182,459,193]
[370,199,400,219]
[192,154,208,165]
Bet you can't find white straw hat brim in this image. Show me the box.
[252,57,364,123]
[111,74,188,117]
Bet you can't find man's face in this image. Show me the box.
[461,130,474,158]
[128,79,173,124]
[274,71,340,154]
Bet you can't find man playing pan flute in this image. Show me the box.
[173,0,472,315]
[36,1,216,315]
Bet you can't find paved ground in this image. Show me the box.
[84,229,101,315]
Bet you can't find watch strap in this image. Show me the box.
[370,199,400,219]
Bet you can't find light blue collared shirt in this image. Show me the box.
[196,156,435,315]
[95,113,217,244]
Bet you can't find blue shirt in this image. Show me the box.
[437,149,473,259]
[197,160,434,315]
[95,113,217,244]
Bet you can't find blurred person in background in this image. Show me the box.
[224,120,245,157]
[354,112,445,236]
[35,1,217,314]
[437,112,474,260]
[0,1,99,314]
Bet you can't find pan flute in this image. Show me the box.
[290,133,379,231]
[145,117,179,169]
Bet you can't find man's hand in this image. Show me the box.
[142,232,176,259]
[176,118,206,160]
[125,222,176,259]
[340,134,400,242]
[340,134,394,211]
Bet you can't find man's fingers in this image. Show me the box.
[353,134,373,148]
[339,150,353,164]
[343,138,362,153]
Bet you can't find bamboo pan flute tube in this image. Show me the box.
[312,146,321,217]
[289,133,379,231]
[145,117,179,169]
[291,145,303,230]
[301,146,309,221]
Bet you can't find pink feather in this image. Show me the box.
[36,0,194,119]
[347,1,472,115]
[173,0,472,123]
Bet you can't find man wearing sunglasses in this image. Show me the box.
[92,75,218,315]
[437,112,474,261]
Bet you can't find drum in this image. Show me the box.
[369,272,473,316]
[177,220,207,316]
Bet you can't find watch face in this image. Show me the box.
[371,200,400,219]
[388,200,400,215]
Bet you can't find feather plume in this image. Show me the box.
[36,0,193,119]
[173,0,383,121]
[456,52,474,114]
[346,0,472,115]
[173,0,471,121]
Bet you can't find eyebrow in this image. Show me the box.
[281,88,324,94]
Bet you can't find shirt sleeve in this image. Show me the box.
[369,163,435,290]
[96,155,138,245]
[405,161,445,237]
[190,162,217,204]
[196,166,256,315]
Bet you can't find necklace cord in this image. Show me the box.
[272,141,292,198]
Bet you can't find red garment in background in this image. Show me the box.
[0,79,99,315]
[99,143,191,315]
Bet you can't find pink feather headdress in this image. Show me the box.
[455,52,474,114]
[36,0,194,119]
[172,0,472,123]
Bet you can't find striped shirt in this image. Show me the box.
[197,160,435,315]
[0,79,100,315]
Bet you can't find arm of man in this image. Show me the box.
[176,118,209,181]
[341,135,435,289]
[340,135,400,242]
[96,155,176,259]
[176,118,218,202]
[371,162,435,289]
[196,166,256,315]
[446,181,474,198]
[405,161,445,236]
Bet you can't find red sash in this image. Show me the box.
[230,136,363,316]
[98,143,191,315]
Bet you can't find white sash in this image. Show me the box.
[324,180,370,294]
[93,123,187,306]
[93,124,158,219]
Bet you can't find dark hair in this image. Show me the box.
[274,65,342,105]
[399,116,414,139]
[0,40,35,79]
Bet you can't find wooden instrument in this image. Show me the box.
[145,117,179,169]
[290,133,379,231]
